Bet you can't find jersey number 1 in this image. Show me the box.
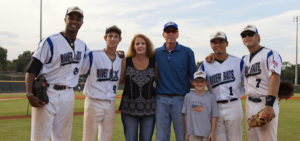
[229,87,233,96]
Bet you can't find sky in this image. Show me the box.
[0,0,300,64]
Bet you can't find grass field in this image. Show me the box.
[0,92,300,141]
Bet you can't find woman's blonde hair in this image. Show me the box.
[126,34,155,58]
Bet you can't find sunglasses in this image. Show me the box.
[164,30,178,34]
[241,32,256,38]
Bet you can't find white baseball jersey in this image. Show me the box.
[200,55,244,101]
[81,49,122,101]
[242,47,282,97]
[33,33,88,87]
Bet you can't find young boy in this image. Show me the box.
[182,70,219,141]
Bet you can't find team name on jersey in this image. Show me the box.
[97,69,119,82]
[245,62,261,77]
[60,51,82,66]
[209,70,235,88]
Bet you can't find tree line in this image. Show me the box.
[0,46,297,84]
[0,46,33,72]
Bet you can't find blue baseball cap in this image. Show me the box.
[163,21,178,31]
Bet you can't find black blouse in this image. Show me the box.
[119,57,156,116]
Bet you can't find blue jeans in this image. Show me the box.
[121,112,155,141]
[155,95,185,141]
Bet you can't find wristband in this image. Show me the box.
[26,92,34,97]
[265,95,276,106]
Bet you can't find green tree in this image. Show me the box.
[0,46,8,71]
[196,61,203,69]
[281,61,294,83]
[16,51,33,72]
[7,60,17,72]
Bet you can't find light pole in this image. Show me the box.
[294,16,299,85]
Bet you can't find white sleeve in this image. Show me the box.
[240,58,245,84]
[32,38,52,64]
[80,51,92,75]
[268,50,282,76]
[84,45,90,58]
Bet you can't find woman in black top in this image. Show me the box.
[119,34,156,141]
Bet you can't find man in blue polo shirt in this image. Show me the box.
[155,21,197,141]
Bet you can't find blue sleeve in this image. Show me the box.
[188,49,197,78]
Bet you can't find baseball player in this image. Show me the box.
[80,25,123,141]
[25,6,88,141]
[200,31,244,141]
[241,25,282,141]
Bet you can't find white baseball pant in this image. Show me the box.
[246,97,279,141]
[82,97,116,141]
[30,87,75,141]
[215,99,243,141]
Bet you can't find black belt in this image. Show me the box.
[49,85,72,90]
[217,98,238,104]
[248,97,262,103]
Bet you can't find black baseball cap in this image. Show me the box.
[105,25,121,36]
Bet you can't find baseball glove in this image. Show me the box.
[247,109,275,129]
[32,75,49,104]
[278,82,295,100]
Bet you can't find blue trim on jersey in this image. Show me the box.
[240,59,244,72]
[87,52,93,75]
[46,38,54,64]
[200,64,205,71]
[84,44,87,58]
[241,55,246,60]
[38,38,44,45]
[279,54,282,63]
[266,51,273,70]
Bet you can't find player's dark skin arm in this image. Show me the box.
[25,72,45,107]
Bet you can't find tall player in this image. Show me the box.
[80,25,123,141]
[241,25,281,141]
[25,6,88,141]
[200,31,244,141]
